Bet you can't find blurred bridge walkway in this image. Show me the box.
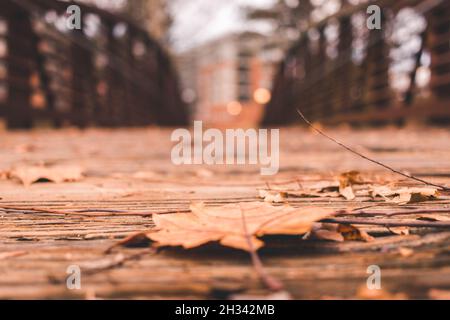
[0,0,187,129]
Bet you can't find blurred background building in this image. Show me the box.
[176,32,280,128]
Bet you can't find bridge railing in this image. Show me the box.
[0,0,187,129]
[262,0,450,126]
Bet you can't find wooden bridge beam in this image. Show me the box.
[0,0,188,129]
[428,1,450,99]
[3,1,35,129]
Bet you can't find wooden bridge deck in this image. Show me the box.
[0,127,449,299]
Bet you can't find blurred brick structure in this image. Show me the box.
[177,32,282,128]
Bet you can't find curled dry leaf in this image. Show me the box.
[339,171,366,185]
[388,226,410,235]
[260,172,367,201]
[339,186,355,201]
[9,164,84,186]
[105,232,153,253]
[147,202,333,252]
[306,228,345,242]
[307,223,374,242]
[338,224,374,242]
[338,171,366,200]
[369,186,439,204]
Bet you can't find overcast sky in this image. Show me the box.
[169,0,276,52]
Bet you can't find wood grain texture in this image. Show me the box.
[0,127,449,299]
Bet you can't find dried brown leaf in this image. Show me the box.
[308,223,374,242]
[338,224,374,242]
[339,186,356,200]
[105,232,153,253]
[308,228,345,242]
[147,202,333,252]
[338,171,367,200]
[388,226,410,235]
[339,171,366,187]
[10,165,84,186]
[370,186,439,204]
[267,172,366,201]
[261,178,355,200]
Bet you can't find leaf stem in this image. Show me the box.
[240,207,285,292]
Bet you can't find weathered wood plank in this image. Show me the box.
[0,127,449,299]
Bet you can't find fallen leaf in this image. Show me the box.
[338,171,366,200]
[9,165,84,186]
[260,181,344,200]
[339,186,355,200]
[230,291,293,300]
[369,186,393,198]
[147,202,333,252]
[307,223,374,242]
[105,232,153,253]
[338,224,374,242]
[370,186,439,204]
[339,171,366,187]
[388,226,410,235]
[269,172,366,201]
[307,228,345,242]
[258,189,286,203]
